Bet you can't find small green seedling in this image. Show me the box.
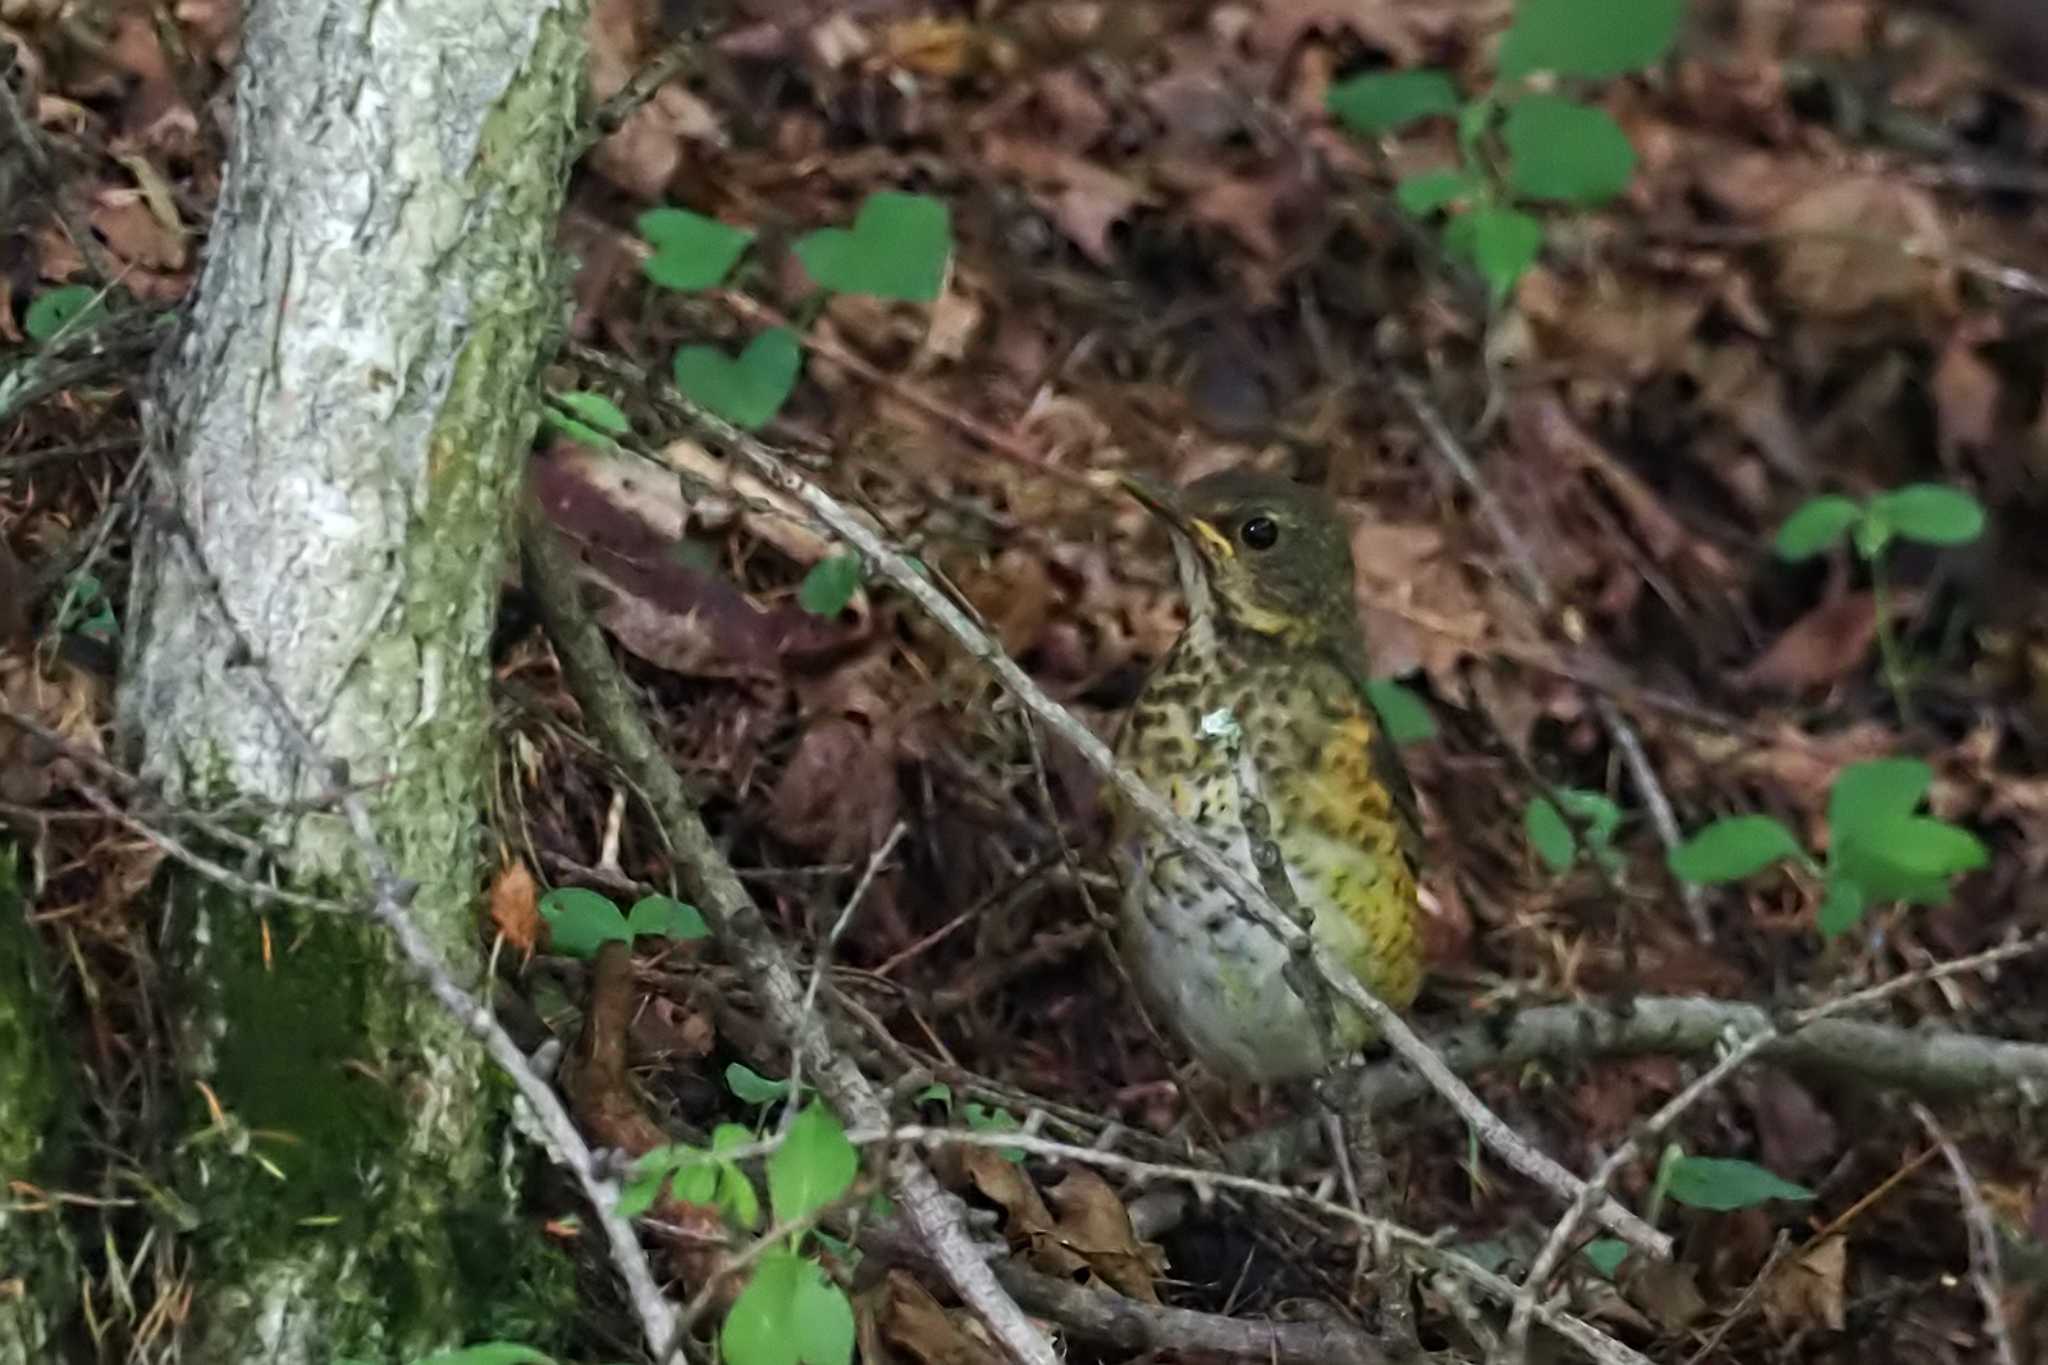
[1524,788,1624,876]
[536,888,707,957]
[1326,0,1682,302]
[23,283,107,343]
[1775,483,1985,724]
[629,190,953,432]
[1670,756,1987,939]
[540,390,633,451]
[1365,677,1437,745]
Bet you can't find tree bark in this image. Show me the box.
[118,0,587,1358]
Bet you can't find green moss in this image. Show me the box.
[0,844,76,1363]
[0,846,62,1175]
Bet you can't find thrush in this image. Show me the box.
[1110,471,1424,1084]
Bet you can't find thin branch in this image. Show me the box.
[786,820,906,1130]
[1913,1104,2019,1365]
[74,782,354,916]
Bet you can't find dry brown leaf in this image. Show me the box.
[1044,1169,1167,1301]
[1729,589,1922,693]
[961,1146,1090,1278]
[1250,0,1427,62]
[866,1268,1009,1365]
[768,715,902,861]
[1349,517,1492,688]
[1741,1068,1839,1181]
[487,861,543,958]
[1762,1235,1847,1333]
[1519,268,1706,379]
[978,136,1152,264]
[1626,1259,1709,1332]
[879,17,979,77]
[1771,177,1952,318]
[91,192,186,271]
[1932,318,2005,454]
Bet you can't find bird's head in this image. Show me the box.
[1123,471,1361,649]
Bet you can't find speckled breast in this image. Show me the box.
[1110,631,1421,1083]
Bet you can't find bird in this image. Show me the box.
[1109,470,1424,1085]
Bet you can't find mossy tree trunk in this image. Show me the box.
[116,0,587,1358]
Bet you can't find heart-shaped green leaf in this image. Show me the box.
[24,284,105,342]
[1365,678,1436,744]
[1504,95,1637,204]
[1499,0,1684,79]
[1395,169,1483,218]
[1826,758,1932,844]
[637,207,755,292]
[1449,204,1544,303]
[1525,797,1577,873]
[538,887,630,957]
[625,894,708,941]
[1774,495,1862,561]
[794,191,952,302]
[1866,484,1985,548]
[1669,814,1802,885]
[1664,1156,1813,1212]
[797,554,863,617]
[672,327,801,430]
[1326,69,1460,136]
[768,1101,859,1225]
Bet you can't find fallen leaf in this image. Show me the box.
[487,861,544,958]
[1772,177,1952,318]
[1045,1169,1167,1301]
[1729,589,1923,693]
[867,1268,1009,1365]
[1741,1068,1839,1180]
[979,136,1152,263]
[1762,1235,1847,1333]
[1626,1259,1708,1332]
[1932,318,2004,455]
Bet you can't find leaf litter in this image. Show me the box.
[6,0,2048,1359]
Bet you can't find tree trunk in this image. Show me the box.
[118,0,587,1358]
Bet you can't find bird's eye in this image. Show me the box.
[1239,515,1279,551]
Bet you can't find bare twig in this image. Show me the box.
[787,820,907,1125]
[585,28,705,150]
[74,782,353,916]
[1913,1104,2019,1365]
[1392,374,1711,940]
[649,401,1668,1260]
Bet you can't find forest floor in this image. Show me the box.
[6,1,2048,1362]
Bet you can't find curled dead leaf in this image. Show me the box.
[487,861,543,958]
[1762,1234,1847,1333]
[1729,589,1922,694]
[1772,177,1952,318]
